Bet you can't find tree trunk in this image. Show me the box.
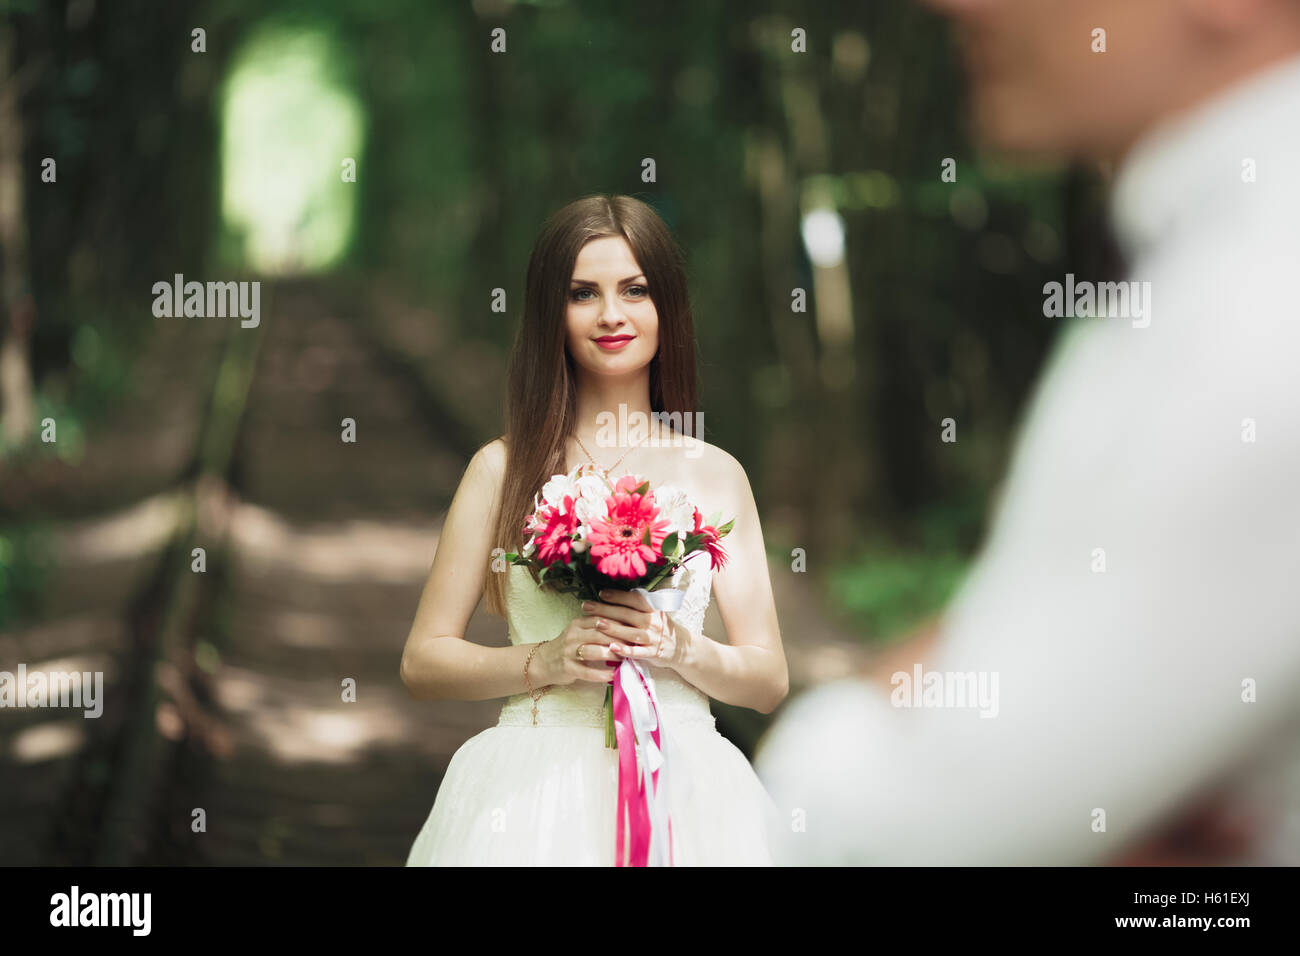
[0,23,35,448]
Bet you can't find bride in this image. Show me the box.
[401,194,787,866]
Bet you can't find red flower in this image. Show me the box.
[588,483,669,579]
[533,495,579,566]
[691,507,729,572]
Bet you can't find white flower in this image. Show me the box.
[521,535,537,557]
[540,473,579,512]
[542,469,610,513]
[653,484,696,537]
[572,473,610,529]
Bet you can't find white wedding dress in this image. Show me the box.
[406,559,779,865]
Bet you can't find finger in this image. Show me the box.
[596,618,652,645]
[600,639,642,660]
[581,601,645,627]
[618,632,666,659]
[571,661,618,682]
[613,640,660,659]
[595,589,652,611]
[575,641,623,662]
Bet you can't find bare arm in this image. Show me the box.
[673,454,789,714]
[400,440,524,700]
[400,439,624,701]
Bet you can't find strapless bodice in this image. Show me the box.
[497,560,716,729]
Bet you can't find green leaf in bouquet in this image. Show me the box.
[633,481,650,497]
[572,561,604,602]
[717,518,735,536]
[670,534,685,557]
[643,563,675,590]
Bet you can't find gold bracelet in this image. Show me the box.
[524,641,550,726]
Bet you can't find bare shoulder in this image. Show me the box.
[696,438,746,481]
[471,436,508,480]
[456,436,507,513]
[679,436,751,509]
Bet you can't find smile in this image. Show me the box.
[594,334,635,351]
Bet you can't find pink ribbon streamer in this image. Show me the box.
[612,658,674,867]
[610,582,687,866]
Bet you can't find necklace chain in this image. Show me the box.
[573,428,653,476]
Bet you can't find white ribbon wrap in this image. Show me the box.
[621,584,692,866]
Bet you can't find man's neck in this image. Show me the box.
[1109,40,1300,168]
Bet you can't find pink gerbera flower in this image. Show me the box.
[533,495,579,566]
[691,507,729,572]
[588,482,669,579]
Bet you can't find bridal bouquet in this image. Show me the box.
[506,466,731,607]
[504,465,733,738]
[503,464,733,865]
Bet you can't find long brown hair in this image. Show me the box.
[484,194,698,617]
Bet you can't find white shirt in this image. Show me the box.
[754,53,1300,865]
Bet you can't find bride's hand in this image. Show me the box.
[582,590,691,671]
[535,615,631,686]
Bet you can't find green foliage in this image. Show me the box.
[827,493,987,644]
[828,547,969,646]
[0,524,53,628]
[0,314,136,463]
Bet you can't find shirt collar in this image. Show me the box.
[1110,52,1300,265]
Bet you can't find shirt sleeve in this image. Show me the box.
[754,279,1300,864]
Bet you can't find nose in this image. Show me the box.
[597,299,627,327]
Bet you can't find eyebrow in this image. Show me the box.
[569,275,646,286]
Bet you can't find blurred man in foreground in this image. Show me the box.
[755,0,1300,864]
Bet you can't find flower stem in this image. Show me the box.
[604,683,615,748]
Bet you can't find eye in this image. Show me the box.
[571,286,647,301]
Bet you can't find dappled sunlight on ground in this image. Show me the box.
[229,501,439,585]
[210,664,466,765]
[52,491,186,564]
[9,720,86,763]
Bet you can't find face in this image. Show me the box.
[920,0,1192,159]
[564,236,659,381]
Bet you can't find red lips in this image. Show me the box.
[594,334,635,351]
